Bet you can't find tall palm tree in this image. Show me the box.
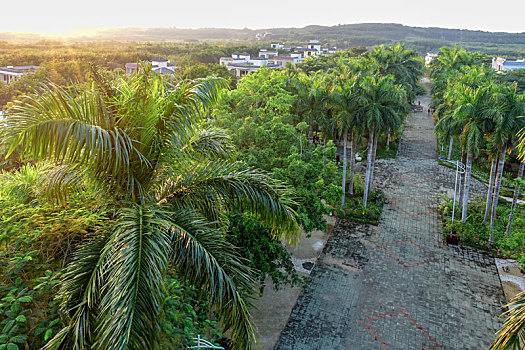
[3,66,299,350]
[443,84,499,224]
[354,75,407,207]
[488,85,525,234]
[330,74,359,209]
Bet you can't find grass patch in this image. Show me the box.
[337,190,384,225]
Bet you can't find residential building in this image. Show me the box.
[219,52,280,79]
[219,39,333,79]
[259,48,279,59]
[270,54,304,68]
[270,56,294,68]
[0,65,39,84]
[425,52,438,66]
[125,57,177,76]
[492,57,525,71]
[295,47,319,58]
[270,42,285,50]
[307,40,322,53]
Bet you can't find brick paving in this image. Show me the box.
[274,91,506,349]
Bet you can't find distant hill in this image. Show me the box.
[2,23,525,57]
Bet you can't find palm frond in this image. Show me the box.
[156,160,300,243]
[186,128,235,160]
[44,232,108,350]
[95,203,171,350]
[490,291,525,350]
[168,208,257,350]
[4,85,140,188]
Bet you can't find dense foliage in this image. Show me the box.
[0,41,424,349]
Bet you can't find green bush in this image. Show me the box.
[353,173,365,196]
[338,190,384,225]
[439,195,525,267]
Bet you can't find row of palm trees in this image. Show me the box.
[432,49,525,237]
[431,47,525,349]
[292,43,422,210]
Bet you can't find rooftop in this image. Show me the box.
[153,67,176,74]
[151,57,168,62]
[0,65,39,74]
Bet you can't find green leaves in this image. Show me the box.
[4,66,300,350]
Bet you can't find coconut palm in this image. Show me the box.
[490,291,525,350]
[3,66,299,350]
[354,75,408,207]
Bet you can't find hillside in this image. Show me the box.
[2,23,525,56]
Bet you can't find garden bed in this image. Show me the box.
[439,196,525,269]
[336,190,385,225]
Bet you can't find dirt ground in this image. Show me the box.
[250,215,336,350]
[498,266,525,302]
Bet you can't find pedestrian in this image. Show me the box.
[418,100,421,106]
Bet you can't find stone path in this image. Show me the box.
[274,86,507,350]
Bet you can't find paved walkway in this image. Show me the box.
[274,87,506,349]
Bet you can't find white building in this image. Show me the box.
[258,48,279,59]
[219,52,280,79]
[307,40,321,53]
[425,53,438,66]
[0,65,39,84]
[125,57,177,76]
[492,57,525,72]
[270,42,285,50]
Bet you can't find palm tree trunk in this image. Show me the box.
[386,128,390,149]
[447,137,453,159]
[308,124,314,145]
[458,151,466,208]
[490,143,507,232]
[368,130,378,196]
[484,155,498,223]
[461,153,473,224]
[340,129,348,210]
[349,130,356,196]
[506,161,524,237]
[322,139,326,167]
[363,128,374,208]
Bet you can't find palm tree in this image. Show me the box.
[330,74,359,209]
[442,84,499,224]
[3,66,299,350]
[367,43,424,103]
[354,75,407,207]
[488,85,525,234]
[294,74,330,144]
[490,291,525,350]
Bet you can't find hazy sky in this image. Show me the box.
[3,0,525,35]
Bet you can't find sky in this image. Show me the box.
[3,0,525,36]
